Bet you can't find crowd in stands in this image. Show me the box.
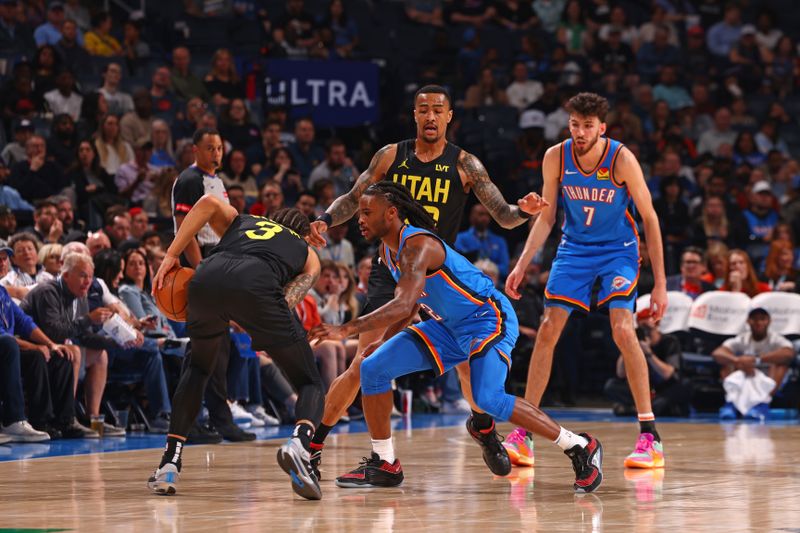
[2,0,800,443]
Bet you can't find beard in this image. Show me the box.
[573,133,601,156]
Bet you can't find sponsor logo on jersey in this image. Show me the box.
[611,275,631,290]
[597,167,610,180]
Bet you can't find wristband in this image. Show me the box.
[755,356,762,366]
[316,213,333,226]
[518,209,534,220]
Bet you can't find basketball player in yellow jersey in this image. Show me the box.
[505,92,668,469]
[306,84,548,478]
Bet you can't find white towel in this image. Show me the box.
[723,369,776,415]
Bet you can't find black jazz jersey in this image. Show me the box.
[385,139,467,245]
[210,215,308,286]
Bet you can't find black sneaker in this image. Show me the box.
[309,442,324,480]
[187,422,223,445]
[466,416,511,476]
[216,423,256,442]
[335,452,404,488]
[565,433,603,493]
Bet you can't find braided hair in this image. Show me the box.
[270,207,311,237]
[363,181,437,232]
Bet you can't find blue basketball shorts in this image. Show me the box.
[544,239,640,314]
[360,295,519,421]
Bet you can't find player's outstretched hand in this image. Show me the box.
[505,265,525,300]
[308,323,347,344]
[308,220,329,249]
[152,254,179,294]
[650,285,668,321]
[517,192,550,216]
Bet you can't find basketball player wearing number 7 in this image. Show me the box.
[504,93,669,470]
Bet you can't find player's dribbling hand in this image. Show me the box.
[152,254,180,294]
[649,285,668,321]
[505,265,525,300]
[307,323,347,344]
[308,221,328,249]
[517,192,550,215]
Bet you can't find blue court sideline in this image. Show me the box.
[1,409,797,463]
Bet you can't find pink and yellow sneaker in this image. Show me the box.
[624,433,665,469]
[502,427,535,467]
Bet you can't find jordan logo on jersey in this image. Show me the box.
[398,159,409,169]
[611,276,631,290]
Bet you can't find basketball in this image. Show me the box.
[154,266,194,322]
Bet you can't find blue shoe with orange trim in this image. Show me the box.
[623,433,665,469]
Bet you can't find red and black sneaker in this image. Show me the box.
[309,442,323,480]
[335,452,404,488]
[565,433,603,493]
[466,417,512,476]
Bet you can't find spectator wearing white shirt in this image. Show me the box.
[544,96,570,142]
[754,10,782,51]
[712,307,795,421]
[43,69,82,121]
[506,61,543,111]
[1,233,44,302]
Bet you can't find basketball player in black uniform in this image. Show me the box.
[171,127,247,443]
[147,197,326,501]
[307,84,547,478]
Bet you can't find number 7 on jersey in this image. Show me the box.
[582,206,595,226]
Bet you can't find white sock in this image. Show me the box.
[553,427,589,451]
[371,437,395,463]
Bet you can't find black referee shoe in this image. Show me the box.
[187,422,223,445]
[335,452,404,488]
[466,416,512,476]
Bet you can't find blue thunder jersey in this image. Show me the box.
[559,137,637,246]
[381,225,504,333]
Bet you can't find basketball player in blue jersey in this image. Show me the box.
[505,92,668,470]
[309,182,603,493]
[305,85,546,479]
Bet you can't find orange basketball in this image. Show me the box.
[154,266,194,322]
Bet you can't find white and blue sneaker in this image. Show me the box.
[147,463,180,496]
[277,437,322,500]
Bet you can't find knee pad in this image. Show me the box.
[472,387,514,422]
[360,354,392,396]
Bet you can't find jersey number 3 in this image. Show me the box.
[246,220,283,240]
[582,206,595,226]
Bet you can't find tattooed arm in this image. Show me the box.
[308,235,443,343]
[306,144,396,247]
[458,150,541,229]
[328,144,395,225]
[284,248,321,309]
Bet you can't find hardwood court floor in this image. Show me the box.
[1,418,798,532]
